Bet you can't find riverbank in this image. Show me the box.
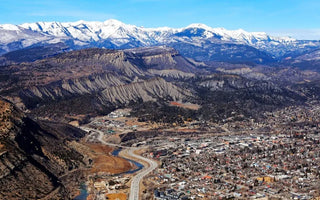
[73,142,134,200]
[74,126,158,200]
[112,147,144,175]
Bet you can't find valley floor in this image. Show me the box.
[69,103,320,200]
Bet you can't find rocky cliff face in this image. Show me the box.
[97,77,192,106]
[1,46,320,122]
[0,98,86,199]
[124,46,203,73]
[0,47,198,116]
[147,69,195,79]
[19,72,130,108]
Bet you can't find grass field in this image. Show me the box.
[106,193,127,200]
[86,144,132,174]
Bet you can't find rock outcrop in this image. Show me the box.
[0,47,200,110]
[97,77,192,105]
[0,98,86,199]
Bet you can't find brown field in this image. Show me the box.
[85,144,132,174]
[105,134,121,144]
[72,189,81,199]
[0,143,5,154]
[106,193,127,200]
[86,194,94,200]
[124,117,147,127]
[170,101,200,110]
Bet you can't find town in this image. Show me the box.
[145,132,320,199]
[78,102,320,200]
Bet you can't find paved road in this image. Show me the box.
[81,126,158,200]
[127,147,158,200]
[81,126,123,148]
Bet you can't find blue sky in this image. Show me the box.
[1,0,320,39]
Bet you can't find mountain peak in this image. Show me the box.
[72,19,87,25]
[0,19,313,58]
[186,23,212,30]
[0,24,20,31]
[103,19,126,26]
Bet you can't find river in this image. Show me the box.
[111,147,144,175]
[74,183,88,200]
[73,147,144,200]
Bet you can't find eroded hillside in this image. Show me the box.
[0,98,87,199]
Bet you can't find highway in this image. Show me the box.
[81,126,158,200]
[82,126,123,148]
[127,147,158,200]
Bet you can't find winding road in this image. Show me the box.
[127,148,158,200]
[81,127,158,200]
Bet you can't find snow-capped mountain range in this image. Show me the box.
[1,19,319,60]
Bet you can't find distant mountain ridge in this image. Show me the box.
[1,46,319,123]
[1,19,320,62]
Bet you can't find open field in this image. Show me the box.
[106,193,127,200]
[170,101,200,110]
[85,143,132,174]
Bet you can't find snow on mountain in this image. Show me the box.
[0,24,44,44]
[0,24,55,53]
[15,19,296,46]
[21,19,167,46]
[175,23,296,44]
[0,19,318,57]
